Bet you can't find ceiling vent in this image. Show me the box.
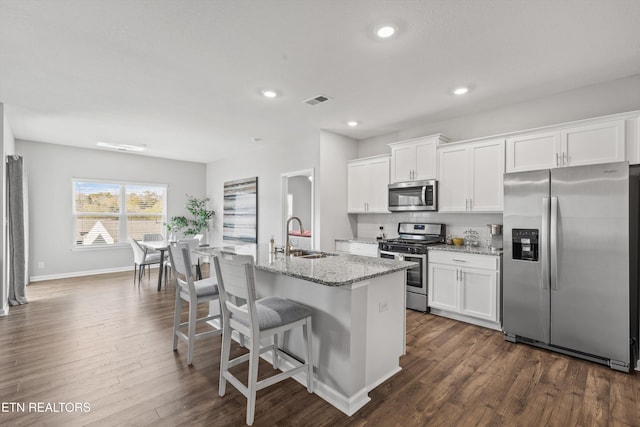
[303,94,333,106]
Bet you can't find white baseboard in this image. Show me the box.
[29,265,140,282]
[429,307,502,331]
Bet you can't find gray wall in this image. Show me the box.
[206,129,358,251]
[358,74,640,158]
[207,131,320,248]
[16,140,206,280]
[317,130,358,250]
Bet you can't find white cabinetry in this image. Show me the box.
[335,240,378,257]
[438,139,505,212]
[347,155,390,213]
[506,119,625,173]
[428,250,501,330]
[389,134,449,183]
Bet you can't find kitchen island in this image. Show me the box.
[196,244,415,416]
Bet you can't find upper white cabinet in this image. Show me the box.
[438,139,505,212]
[505,131,560,172]
[389,134,449,183]
[506,119,626,173]
[347,155,390,213]
[562,120,625,167]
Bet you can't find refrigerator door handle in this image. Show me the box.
[550,196,559,290]
[541,197,550,290]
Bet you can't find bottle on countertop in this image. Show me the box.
[269,235,275,253]
[377,226,386,241]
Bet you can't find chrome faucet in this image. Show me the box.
[285,216,304,255]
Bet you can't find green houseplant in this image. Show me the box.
[166,194,215,239]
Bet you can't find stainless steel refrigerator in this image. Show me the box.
[503,161,639,372]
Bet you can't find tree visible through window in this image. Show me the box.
[73,180,167,247]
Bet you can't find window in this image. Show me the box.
[72,180,167,247]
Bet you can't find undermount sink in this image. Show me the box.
[289,249,337,259]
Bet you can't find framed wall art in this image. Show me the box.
[222,177,258,244]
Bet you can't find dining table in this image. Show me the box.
[139,240,170,291]
[139,240,205,291]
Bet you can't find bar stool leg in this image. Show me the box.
[247,334,261,426]
[272,334,279,369]
[172,288,182,351]
[219,322,232,396]
[304,317,313,393]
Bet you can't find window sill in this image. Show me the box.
[71,243,131,252]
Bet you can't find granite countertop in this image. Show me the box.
[428,244,503,256]
[196,244,415,287]
[335,237,381,245]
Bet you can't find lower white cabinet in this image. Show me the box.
[335,240,379,257]
[428,250,501,329]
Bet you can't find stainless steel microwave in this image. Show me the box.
[388,180,437,211]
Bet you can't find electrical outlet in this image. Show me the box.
[379,302,388,312]
[37,261,45,269]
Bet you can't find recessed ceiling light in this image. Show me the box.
[347,121,359,127]
[453,87,469,95]
[252,137,262,143]
[376,25,396,39]
[96,141,146,152]
[261,89,278,98]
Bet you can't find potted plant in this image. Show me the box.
[165,195,215,241]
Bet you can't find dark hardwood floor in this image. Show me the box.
[1,269,640,426]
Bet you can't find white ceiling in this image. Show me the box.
[1,0,639,163]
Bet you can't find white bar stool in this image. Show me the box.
[212,250,314,426]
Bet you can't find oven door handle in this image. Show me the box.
[421,186,427,206]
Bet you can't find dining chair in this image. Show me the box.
[212,250,314,426]
[168,241,222,365]
[164,237,202,286]
[142,233,164,254]
[143,233,164,241]
[129,238,162,286]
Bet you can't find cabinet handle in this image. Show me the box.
[465,199,468,211]
[460,270,464,280]
[453,259,467,263]
[469,199,473,210]
[556,152,560,167]
[456,269,459,281]
[562,152,567,166]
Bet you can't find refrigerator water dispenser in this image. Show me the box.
[512,229,538,261]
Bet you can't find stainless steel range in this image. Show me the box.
[379,222,446,312]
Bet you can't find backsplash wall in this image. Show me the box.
[355,212,503,245]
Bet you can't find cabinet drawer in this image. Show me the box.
[428,251,499,270]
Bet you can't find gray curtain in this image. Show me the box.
[8,155,28,306]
